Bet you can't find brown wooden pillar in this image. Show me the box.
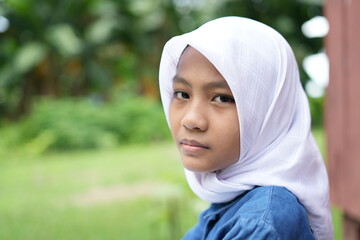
[325,0,360,239]
[344,216,360,240]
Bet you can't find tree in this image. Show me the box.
[0,0,323,119]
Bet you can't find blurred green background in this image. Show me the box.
[0,0,339,239]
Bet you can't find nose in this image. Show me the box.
[181,101,208,131]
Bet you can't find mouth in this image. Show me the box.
[179,139,210,155]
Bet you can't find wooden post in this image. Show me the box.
[344,216,360,240]
[325,0,360,239]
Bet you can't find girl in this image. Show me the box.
[159,17,333,240]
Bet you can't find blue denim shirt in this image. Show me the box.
[182,186,316,240]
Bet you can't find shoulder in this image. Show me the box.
[228,186,304,217]
[248,186,307,225]
[241,185,305,220]
[183,186,316,240]
[219,186,316,239]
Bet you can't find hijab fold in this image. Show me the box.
[159,17,333,240]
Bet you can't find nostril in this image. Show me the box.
[182,120,207,131]
[183,123,201,130]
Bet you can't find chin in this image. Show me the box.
[183,163,216,173]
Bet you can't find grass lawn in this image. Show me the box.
[0,142,204,240]
[0,129,342,239]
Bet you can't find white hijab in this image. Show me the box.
[159,17,333,240]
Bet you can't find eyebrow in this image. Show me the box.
[173,75,191,86]
[173,75,229,90]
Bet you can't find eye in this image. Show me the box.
[174,91,190,100]
[213,95,235,103]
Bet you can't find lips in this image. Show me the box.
[179,139,210,155]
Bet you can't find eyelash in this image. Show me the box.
[213,95,235,103]
[174,91,190,100]
[173,91,235,103]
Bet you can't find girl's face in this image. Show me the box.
[169,46,240,173]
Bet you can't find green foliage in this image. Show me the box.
[331,206,343,240]
[308,96,324,127]
[14,96,170,152]
[0,0,170,117]
[0,0,324,119]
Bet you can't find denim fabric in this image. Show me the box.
[182,186,316,240]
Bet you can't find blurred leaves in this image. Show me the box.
[0,96,170,155]
[0,0,323,119]
[85,18,117,45]
[47,24,83,57]
[14,42,47,73]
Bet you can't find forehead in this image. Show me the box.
[176,46,227,85]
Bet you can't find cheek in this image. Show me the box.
[230,130,241,160]
[169,104,180,135]
[222,115,241,161]
[212,129,240,170]
[222,129,240,156]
